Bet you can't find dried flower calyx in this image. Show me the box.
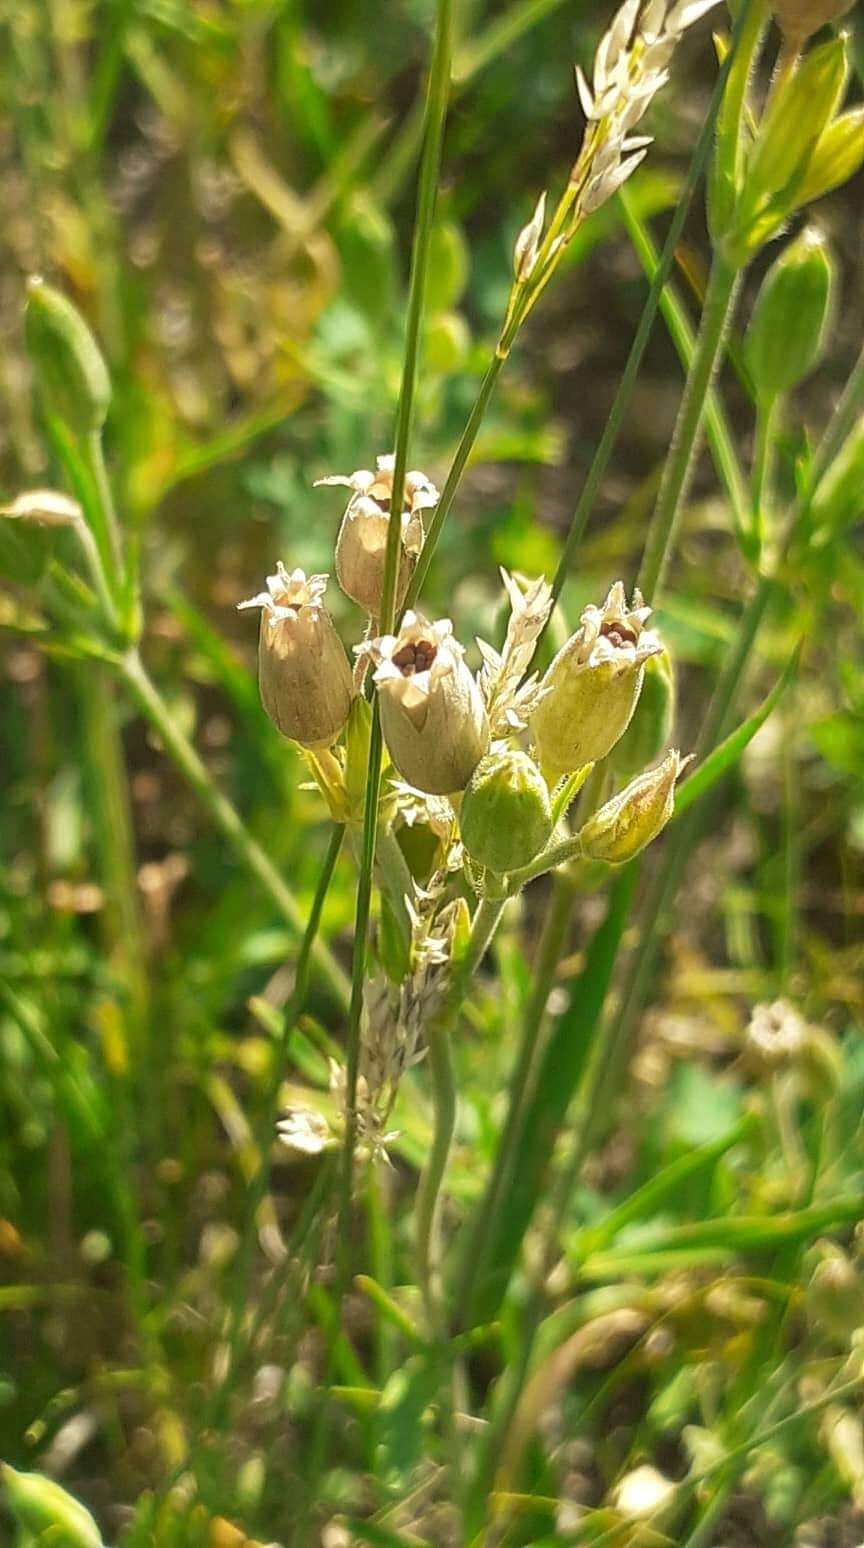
[365,612,489,795]
[238,564,354,749]
[578,747,688,863]
[531,581,662,777]
[315,454,439,616]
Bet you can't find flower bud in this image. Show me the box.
[578,749,686,864]
[238,565,353,748]
[730,35,848,259]
[772,0,854,48]
[368,612,489,795]
[460,750,552,873]
[1,1464,104,1546]
[793,106,864,210]
[530,582,662,779]
[315,454,438,616]
[744,228,834,400]
[25,277,111,437]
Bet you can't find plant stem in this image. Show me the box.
[453,868,575,1325]
[79,663,149,1051]
[404,352,503,609]
[208,822,345,1430]
[620,188,749,538]
[84,428,124,582]
[567,573,775,1172]
[119,648,349,1007]
[380,0,453,632]
[637,251,742,602]
[549,15,750,610]
[751,392,778,552]
[416,895,505,1332]
[340,0,453,1257]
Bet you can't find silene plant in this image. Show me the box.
[7,0,864,1538]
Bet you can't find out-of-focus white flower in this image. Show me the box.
[745,998,807,1072]
[315,454,438,616]
[238,565,353,748]
[612,1463,676,1519]
[366,612,489,795]
[276,1108,332,1156]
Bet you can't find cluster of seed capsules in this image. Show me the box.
[239,456,687,876]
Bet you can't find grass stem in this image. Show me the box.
[340,0,453,1267]
[637,252,742,602]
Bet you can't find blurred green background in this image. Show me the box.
[2,0,864,1544]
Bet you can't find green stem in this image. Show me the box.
[207,823,345,1430]
[453,869,575,1326]
[380,0,453,633]
[119,648,349,1008]
[571,573,775,1167]
[549,15,750,610]
[79,664,149,1046]
[751,392,778,552]
[638,252,742,602]
[404,351,503,609]
[340,0,453,1256]
[84,428,124,582]
[620,187,749,538]
[416,895,505,1332]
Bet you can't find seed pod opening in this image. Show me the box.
[368,612,488,795]
[531,582,662,778]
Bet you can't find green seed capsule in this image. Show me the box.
[460,750,552,874]
[25,277,111,437]
[744,228,834,400]
[2,1465,105,1546]
[610,648,676,782]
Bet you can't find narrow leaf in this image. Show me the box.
[674,642,801,817]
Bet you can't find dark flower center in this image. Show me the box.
[601,620,638,649]
[392,640,437,675]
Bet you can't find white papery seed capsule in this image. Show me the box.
[315,454,438,617]
[367,612,489,795]
[238,565,353,748]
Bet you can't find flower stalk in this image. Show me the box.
[340,0,454,1251]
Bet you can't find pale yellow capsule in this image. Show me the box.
[238,565,353,749]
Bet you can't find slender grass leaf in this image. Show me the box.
[675,642,802,817]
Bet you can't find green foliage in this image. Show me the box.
[1,1,864,1545]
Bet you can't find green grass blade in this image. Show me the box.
[464,865,639,1326]
[675,642,802,817]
